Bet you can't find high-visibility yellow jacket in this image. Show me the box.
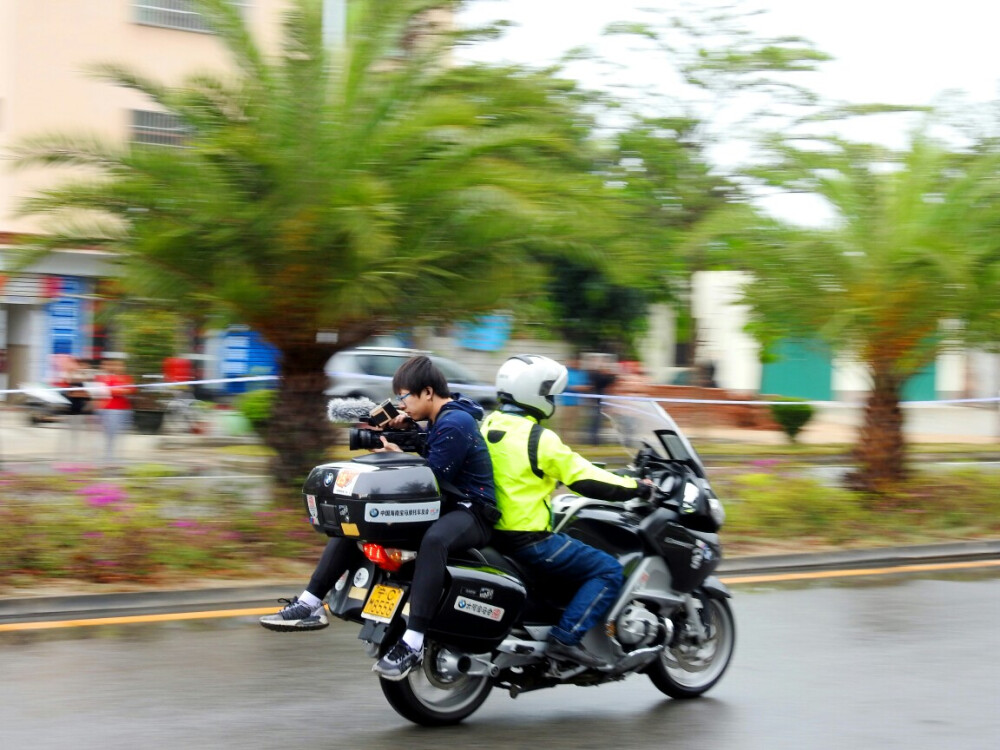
[481,410,640,532]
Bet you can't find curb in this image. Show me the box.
[0,584,296,624]
[718,539,1000,576]
[3,540,998,625]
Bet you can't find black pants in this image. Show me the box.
[306,507,490,634]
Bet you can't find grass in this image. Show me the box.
[713,462,1000,555]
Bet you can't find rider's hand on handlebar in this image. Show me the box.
[634,478,656,500]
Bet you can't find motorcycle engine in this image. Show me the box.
[615,602,660,649]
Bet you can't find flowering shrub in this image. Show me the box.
[713,462,1000,550]
[0,468,325,586]
[2,462,999,587]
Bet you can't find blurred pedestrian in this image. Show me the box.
[58,356,92,453]
[555,358,589,443]
[584,354,617,446]
[94,357,135,465]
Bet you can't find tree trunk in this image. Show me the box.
[264,344,335,492]
[849,366,907,492]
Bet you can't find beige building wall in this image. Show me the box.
[1,0,290,235]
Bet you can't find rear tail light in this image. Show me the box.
[361,543,417,572]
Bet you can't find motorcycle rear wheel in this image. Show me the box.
[379,642,493,726]
[648,596,735,699]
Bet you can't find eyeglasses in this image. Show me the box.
[396,392,413,405]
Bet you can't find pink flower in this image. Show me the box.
[78,483,128,507]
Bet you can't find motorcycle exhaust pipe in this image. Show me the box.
[436,650,498,679]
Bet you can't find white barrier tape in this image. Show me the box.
[0,375,278,397]
[594,392,1000,408]
[2,373,998,407]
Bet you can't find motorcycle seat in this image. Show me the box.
[451,546,530,581]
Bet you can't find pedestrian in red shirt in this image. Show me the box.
[95,357,135,465]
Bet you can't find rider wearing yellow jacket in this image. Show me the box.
[482,355,651,668]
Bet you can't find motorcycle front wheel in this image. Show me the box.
[379,641,493,726]
[648,595,735,699]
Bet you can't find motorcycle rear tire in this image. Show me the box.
[379,643,493,726]
[647,596,735,699]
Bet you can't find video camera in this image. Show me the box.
[347,399,427,453]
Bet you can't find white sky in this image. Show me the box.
[456,0,1000,225]
[457,0,1000,106]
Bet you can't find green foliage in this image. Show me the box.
[733,134,1000,487]
[768,398,815,443]
[235,388,276,435]
[714,464,1000,549]
[543,257,650,357]
[721,471,863,541]
[119,309,182,379]
[12,0,632,486]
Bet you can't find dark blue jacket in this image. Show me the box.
[421,396,496,511]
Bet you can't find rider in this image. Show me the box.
[481,354,653,668]
[259,355,498,681]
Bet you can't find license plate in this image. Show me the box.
[361,584,405,623]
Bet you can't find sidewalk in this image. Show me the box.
[0,403,259,471]
[2,399,997,469]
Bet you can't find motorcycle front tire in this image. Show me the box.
[647,595,736,699]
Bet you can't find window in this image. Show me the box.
[131,110,188,148]
[133,1,249,34]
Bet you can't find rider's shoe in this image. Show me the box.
[372,640,422,680]
[259,597,329,632]
[546,638,607,669]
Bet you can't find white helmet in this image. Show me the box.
[495,354,568,420]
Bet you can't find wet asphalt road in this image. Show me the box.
[3,570,999,750]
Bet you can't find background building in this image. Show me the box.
[0,0,292,393]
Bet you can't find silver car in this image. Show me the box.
[325,347,498,409]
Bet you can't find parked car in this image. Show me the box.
[325,347,498,410]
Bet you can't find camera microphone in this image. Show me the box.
[327,398,379,424]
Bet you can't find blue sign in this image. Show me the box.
[221,327,279,393]
[455,313,512,352]
[46,277,86,356]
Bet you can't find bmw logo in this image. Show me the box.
[323,472,335,487]
[369,508,379,518]
[458,600,466,608]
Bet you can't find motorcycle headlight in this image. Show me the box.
[682,481,700,511]
[707,496,726,528]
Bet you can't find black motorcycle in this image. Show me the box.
[301,399,734,726]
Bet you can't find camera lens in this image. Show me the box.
[347,427,381,451]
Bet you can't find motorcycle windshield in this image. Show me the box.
[599,397,708,476]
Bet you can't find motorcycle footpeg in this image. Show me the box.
[599,646,663,675]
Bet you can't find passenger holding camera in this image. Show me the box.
[260,355,498,682]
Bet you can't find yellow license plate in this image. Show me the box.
[361,584,405,623]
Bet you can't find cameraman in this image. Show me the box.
[260,355,498,682]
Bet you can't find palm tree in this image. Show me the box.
[740,135,1000,490]
[11,0,613,485]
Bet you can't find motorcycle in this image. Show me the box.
[300,398,734,726]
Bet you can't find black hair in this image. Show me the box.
[392,355,450,398]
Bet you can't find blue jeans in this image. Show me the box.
[510,532,623,646]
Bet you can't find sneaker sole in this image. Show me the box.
[259,618,329,633]
[372,665,414,681]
